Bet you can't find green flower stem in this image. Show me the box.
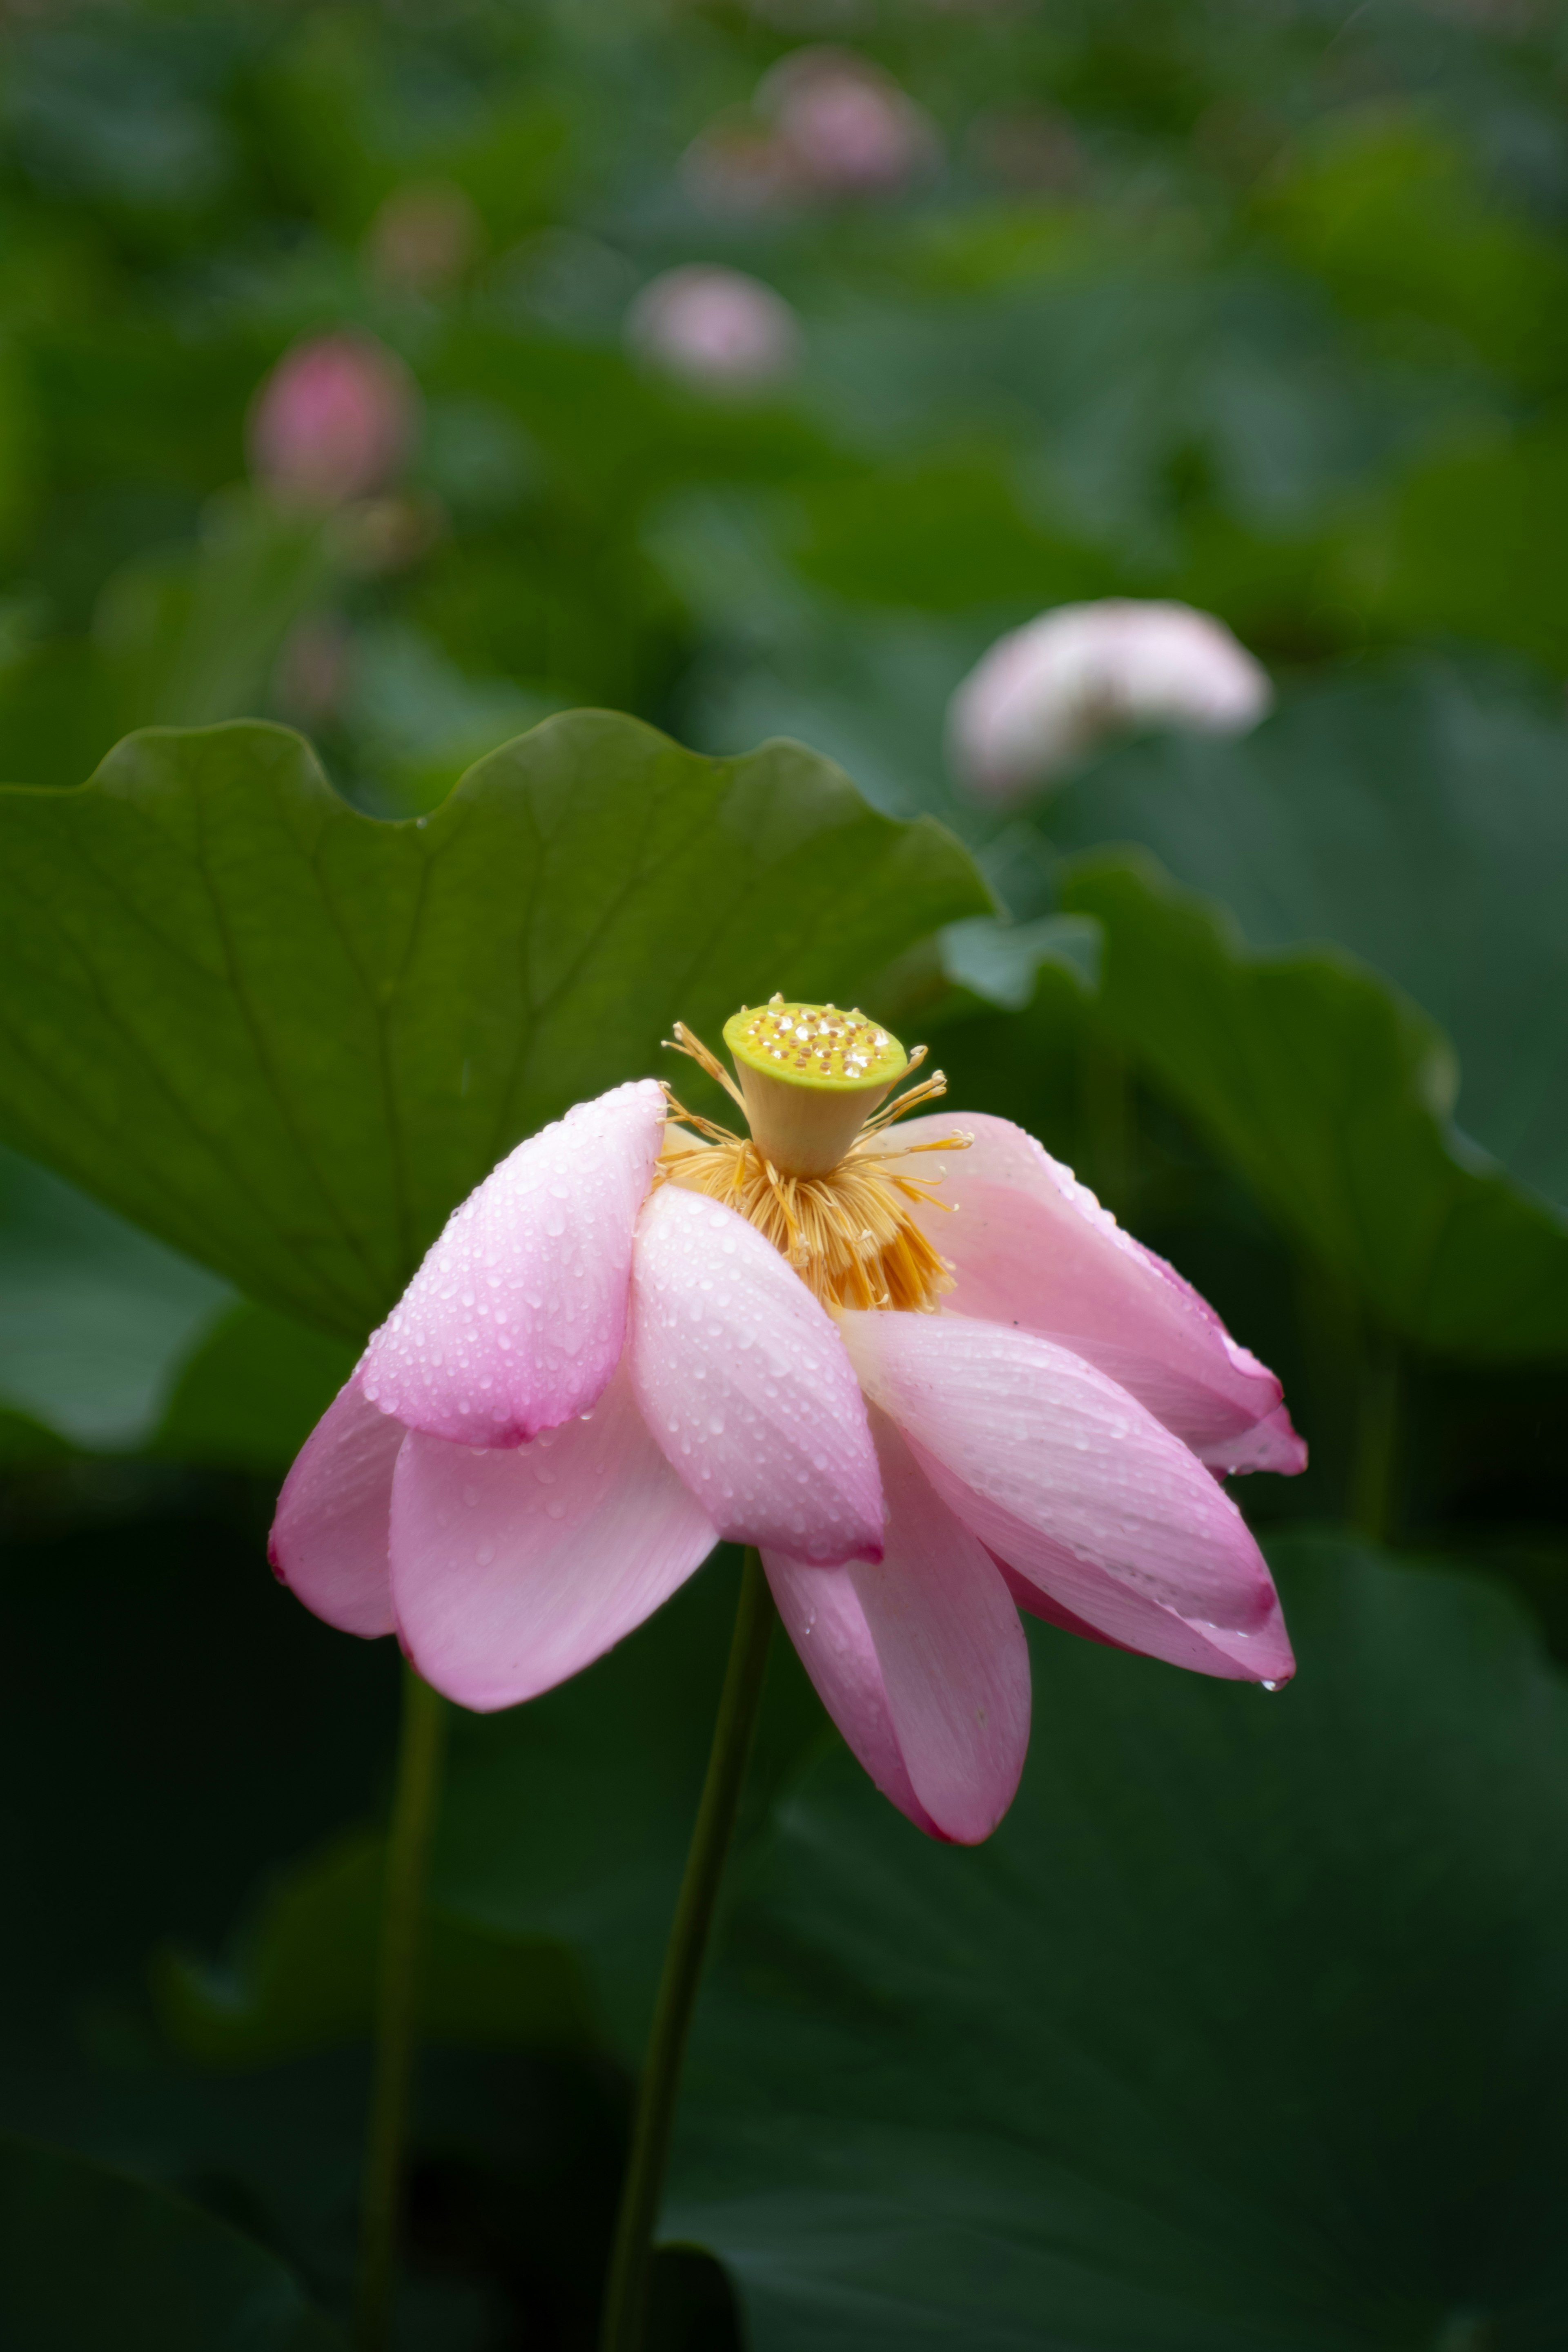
[599,1548,777,2352]
[356,1661,448,2352]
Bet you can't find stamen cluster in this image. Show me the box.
[659,1018,968,1313]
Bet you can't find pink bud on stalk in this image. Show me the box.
[948,599,1274,805]
[247,332,420,510]
[626,265,803,393]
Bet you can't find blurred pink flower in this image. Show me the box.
[273,1005,1302,1845]
[762,47,941,194]
[949,598,1274,805]
[247,332,420,509]
[760,47,941,195]
[626,265,803,392]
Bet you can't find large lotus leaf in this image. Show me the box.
[151,1302,357,1474]
[0,714,988,1340]
[1366,429,1568,677]
[1256,114,1568,387]
[670,1537,1568,2350]
[0,2133,344,2351]
[1046,659,1568,1211]
[157,1830,598,2067]
[0,1150,354,1465]
[1057,853,1568,1358]
[0,1146,230,1450]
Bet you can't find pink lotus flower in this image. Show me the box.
[272,1002,1302,1844]
[682,54,939,218]
[247,332,419,510]
[625,266,803,394]
[760,48,941,197]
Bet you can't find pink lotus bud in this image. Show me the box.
[948,599,1274,805]
[247,332,419,509]
[760,48,941,196]
[625,265,803,392]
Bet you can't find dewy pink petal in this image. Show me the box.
[885,1112,1305,1476]
[267,1370,401,1636]
[840,1309,1277,1634]
[761,1552,939,1838]
[629,1182,884,1566]
[848,1413,1030,1843]
[1236,1404,1307,1477]
[992,1554,1296,1683]
[389,1362,717,1711]
[361,1079,666,1450]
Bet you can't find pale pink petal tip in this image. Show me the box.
[389,1364,716,1712]
[1210,1402,1308,1477]
[852,1415,1030,1840]
[996,1555,1296,1685]
[886,1111,1306,1477]
[766,1420,1030,1845]
[269,1371,401,1638]
[763,1552,940,1839]
[629,1184,884,1566]
[361,1079,666,1451]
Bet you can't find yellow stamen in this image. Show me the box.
[660,1001,969,1313]
[667,1021,748,1115]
